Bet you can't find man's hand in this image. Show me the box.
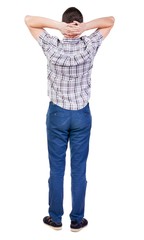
[59,21,86,38]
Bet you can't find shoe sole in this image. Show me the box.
[43,223,62,230]
[70,225,87,232]
[71,228,81,232]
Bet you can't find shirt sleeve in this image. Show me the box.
[88,29,103,56]
[89,29,103,46]
[37,29,59,57]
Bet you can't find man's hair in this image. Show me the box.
[62,7,83,23]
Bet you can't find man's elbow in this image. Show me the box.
[109,16,115,26]
[24,15,31,26]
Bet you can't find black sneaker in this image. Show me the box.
[43,216,62,230]
[70,218,88,232]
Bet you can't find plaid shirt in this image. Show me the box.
[38,29,103,110]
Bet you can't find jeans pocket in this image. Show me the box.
[82,104,91,115]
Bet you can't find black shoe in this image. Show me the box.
[70,218,88,232]
[43,216,62,230]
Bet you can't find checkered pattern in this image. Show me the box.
[38,29,103,110]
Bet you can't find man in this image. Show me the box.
[25,7,115,232]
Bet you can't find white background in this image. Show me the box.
[0,0,144,239]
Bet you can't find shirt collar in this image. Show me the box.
[62,38,81,44]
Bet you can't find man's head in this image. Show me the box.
[62,7,83,23]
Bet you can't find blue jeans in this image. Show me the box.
[46,102,92,224]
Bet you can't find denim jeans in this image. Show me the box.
[46,101,92,224]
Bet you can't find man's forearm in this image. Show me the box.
[24,15,61,30]
[84,16,115,31]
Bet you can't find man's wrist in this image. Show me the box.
[81,22,87,32]
[57,22,65,31]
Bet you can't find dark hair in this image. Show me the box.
[62,7,83,23]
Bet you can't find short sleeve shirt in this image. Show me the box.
[37,29,103,110]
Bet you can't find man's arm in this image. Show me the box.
[24,15,115,40]
[76,16,115,39]
[24,15,80,40]
[24,16,64,40]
